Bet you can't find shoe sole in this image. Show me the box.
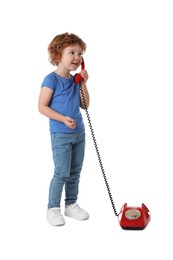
[64,212,89,220]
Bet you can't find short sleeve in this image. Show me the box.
[41,73,55,90]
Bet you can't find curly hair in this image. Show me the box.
[48,32,87,66]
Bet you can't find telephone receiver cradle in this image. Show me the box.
[74,58,151,230]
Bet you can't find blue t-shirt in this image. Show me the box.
[41,72,85,133]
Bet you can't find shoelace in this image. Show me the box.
[74,204,84,212]
[52,209,61,215]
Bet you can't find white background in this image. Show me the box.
[0,0,173,259]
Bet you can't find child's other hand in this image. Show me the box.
[64,116,76,129]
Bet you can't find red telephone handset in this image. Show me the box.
[74,57,85,84]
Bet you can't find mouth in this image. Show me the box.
[72,62,79,66]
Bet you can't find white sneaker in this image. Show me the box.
[47,207,65,226]
[64,203,90,220]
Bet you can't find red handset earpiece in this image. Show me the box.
[74,57,85,84]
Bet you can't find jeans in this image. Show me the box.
[48,131,85,208]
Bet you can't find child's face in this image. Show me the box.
[60,44,83,71]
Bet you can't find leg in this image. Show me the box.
[48,133,72,208]
[65,132,85,206]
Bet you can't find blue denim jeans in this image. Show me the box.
[48,131,85,208]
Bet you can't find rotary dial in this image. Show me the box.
[125,209,141,220]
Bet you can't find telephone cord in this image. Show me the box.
[80,85,119,217]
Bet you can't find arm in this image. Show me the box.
[80,82,90,109]
[38,86,76,129]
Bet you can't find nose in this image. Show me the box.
[74,57,82,66]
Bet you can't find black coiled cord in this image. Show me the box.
[80,84,119,217]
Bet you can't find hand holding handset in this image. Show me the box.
[74,57,85,84]
[74,57,151,230]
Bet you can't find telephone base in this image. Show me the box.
[118,203,151,230]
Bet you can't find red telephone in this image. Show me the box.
[118,203,151,230]
[75,57,151,230]
[74,57,85,84]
